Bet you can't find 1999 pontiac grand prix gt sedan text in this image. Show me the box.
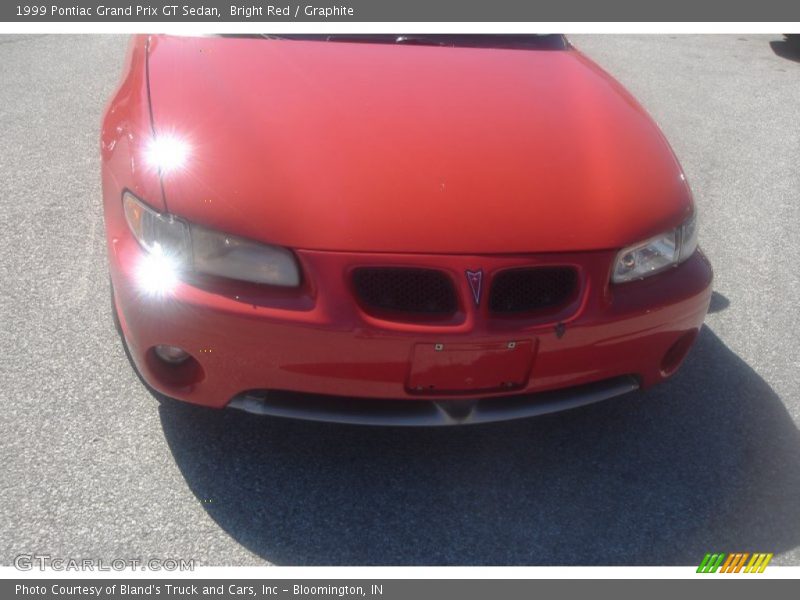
[102,34,713,425]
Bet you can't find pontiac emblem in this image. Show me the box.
[465,269,484,306]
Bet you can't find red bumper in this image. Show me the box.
[109,229,713,412]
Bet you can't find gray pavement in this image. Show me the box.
[1,34,799,566]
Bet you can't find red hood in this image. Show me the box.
[146,35,693,254]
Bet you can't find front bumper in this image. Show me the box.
[109,225,713,422]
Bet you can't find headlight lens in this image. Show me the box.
[123,192,190,260]
[123,191,301,287]
[612,213,698,283]
[190,224,300,286]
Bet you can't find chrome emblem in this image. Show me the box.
[465,269,483,306]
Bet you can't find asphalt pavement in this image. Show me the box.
[1,34,799,566]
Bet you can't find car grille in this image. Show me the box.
[489,267,578,314]
[353,268,458,315]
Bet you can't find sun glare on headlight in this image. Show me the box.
[123,190,301,288]
[135,244,179,297]
[144,134,189,174]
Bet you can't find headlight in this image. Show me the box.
[123,191,301,287]
[123,191,190,259]
[189,223,300,286]
[612,213,698,283]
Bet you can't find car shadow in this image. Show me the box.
[707,291,730,314]
[770,39,800,63]
[157,325,800,565]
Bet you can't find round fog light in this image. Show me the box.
[154,344,190,364]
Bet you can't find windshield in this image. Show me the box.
[232,34,568,51]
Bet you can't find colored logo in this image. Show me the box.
[465,269,483,305]
[697,553,773,573]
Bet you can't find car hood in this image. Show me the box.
[147,35,693,254]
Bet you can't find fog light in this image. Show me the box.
[154,344,190,364]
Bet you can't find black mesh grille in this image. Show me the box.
[489,267,578,314]
[353,268,457,315]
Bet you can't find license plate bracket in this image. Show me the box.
[407,340,534,393]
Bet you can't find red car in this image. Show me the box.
[102,34,712,425]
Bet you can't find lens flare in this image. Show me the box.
[135,244,179,297]
[144,134,189,173]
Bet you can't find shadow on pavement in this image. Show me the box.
[708,291,730,314]
[770,38,800,63]
[157,325,800,565]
